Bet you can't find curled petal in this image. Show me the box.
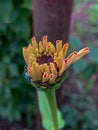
[46,42,51,53]
[66,51,78,66]
[54,52,57,59]
[28,57,36,67]
[75,47,90,61]
[62,43,69,58]
[43,64,50,75]
[59,60,68,76]
[42,72,49,83]
[58,43,69,58]
[39,64,45,74]
[49,73,56,84]
[50,65,58,78]
[27,67,37,81]
[50,43,56,53]
[42,36,47,51]
[46,42,55,54]
[31,37,38,49]
[59,52,77,76]
[23,47,29,65]
[56,40,62,53]
[33,63,42,81]
[39,41,44,53]
[54,57,63,70]
[29,53,36,59]
[34,48,39,57]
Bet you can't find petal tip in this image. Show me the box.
[49,74,54,80]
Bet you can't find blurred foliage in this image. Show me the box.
[0,0,36,122]
[68,35,98,91]
[70,0,98,91]
[66,1,98,128]
[87,4,98,25]
[62,93,98,130]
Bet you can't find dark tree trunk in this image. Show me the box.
[32,0,73,129]
[33,0,73,43]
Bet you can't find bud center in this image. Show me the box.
[36,54,54,65]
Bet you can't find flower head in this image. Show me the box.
[23,36,89,90]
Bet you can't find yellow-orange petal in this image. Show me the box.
[43,64,50,75]
[62,43,69,58]
[46,42,51,53]
[59,51,78,76]
[49,73,56,84]
[42,72,49,83]
[39,41,44,53]
[23,47,29,65]
[31,37,38,49]
[34,48,39,57]
[29,53,36,58]
[50,65,58,78]
[75,47,90,61]
[66,51,78,66]
[27,67,37,81]
[56,40,62,53]
[42,35,47,51]
[28,57,36,67]
[26,44,33,54]
[33,63,42,81]
[54,52,57,59]
[39,64,45,74]
[54,57,63,70]
[58,43,69,58]
[50,43,56,53]
[59,59,68,76]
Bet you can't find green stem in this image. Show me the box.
[37,90,65,130]
[44,90,59,130]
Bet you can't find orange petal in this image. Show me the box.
[27,67,37,81]
[42,36,47,51]
[66,51,78,65]
[39,41,44,53]
[49,73,56,84]
[54,57,63,70]
[50,63,58,77]
[43,64,50,75]
[59,60,68,76]
[56,40,62,53]
[31,37,38,49]
[75,47,90,61]
[28,57,36,67]
[42,72,49,83]
[62,43,69,58]
[23,47,29,65]
[50,43,56,53]
[46,42,51,53]
[59,52,77,76]
[58,43,69,58]
[33,63,42,81]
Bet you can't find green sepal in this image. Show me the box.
[32,71,67,91]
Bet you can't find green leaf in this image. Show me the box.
[88,46,98,62]
[69,35,83,50]
[72,59,88,74]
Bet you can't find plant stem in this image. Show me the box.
[44,90,59,130]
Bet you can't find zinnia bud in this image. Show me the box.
[23,36,90,90]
